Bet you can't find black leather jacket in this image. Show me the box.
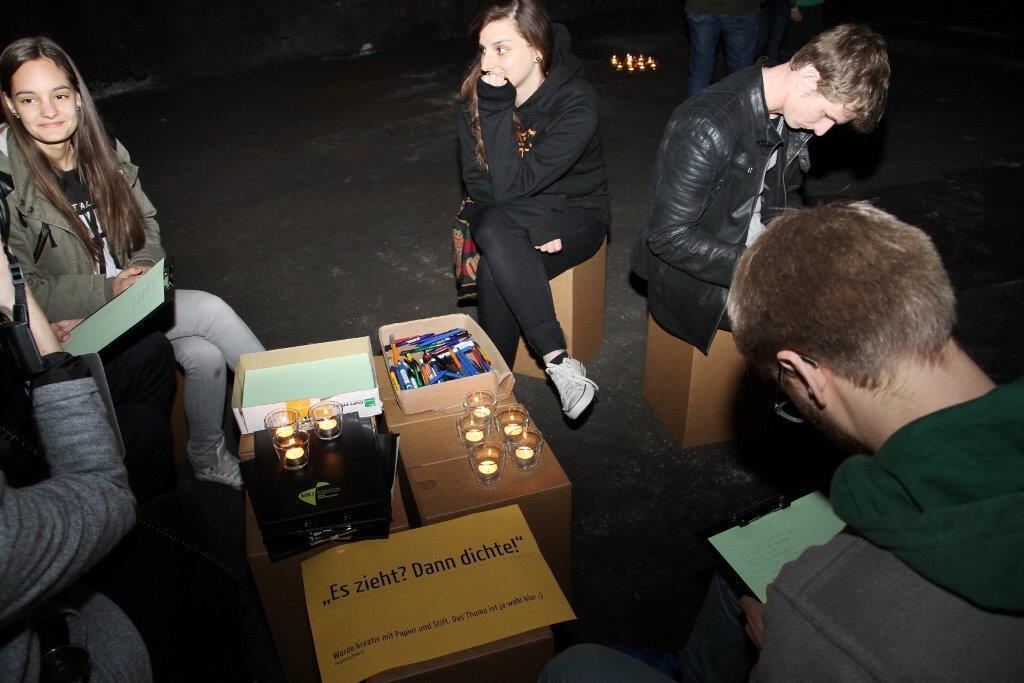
[631,63,811,353]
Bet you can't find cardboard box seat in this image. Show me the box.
[642,314,770,449]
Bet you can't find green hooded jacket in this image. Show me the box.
[831,377,1024,613]
[0,125,165,321]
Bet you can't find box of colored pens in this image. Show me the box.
[379,314,515,415]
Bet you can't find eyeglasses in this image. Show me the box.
[773,355,819,424]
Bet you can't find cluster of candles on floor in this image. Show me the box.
[264,401,343,470]
[458,391,545,484]
[610,53,658,72]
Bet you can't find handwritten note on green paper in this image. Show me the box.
[241,353,374,407]
[62,259,167,356]
[708,492,845,602]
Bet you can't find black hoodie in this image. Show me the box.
[458,23,610,244]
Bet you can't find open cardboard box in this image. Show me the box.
[378,313,514,416]
[231,337,381,434]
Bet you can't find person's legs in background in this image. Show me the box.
[720,12,759,76]
[685,12,721,99]
[756,0,790,65]
[164,289,264,490]
[781,2,825,60]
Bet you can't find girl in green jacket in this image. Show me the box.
[0,36,263,490]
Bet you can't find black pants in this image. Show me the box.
[102,332,177,503]
[87,491,249,681]
[470,205,607,366]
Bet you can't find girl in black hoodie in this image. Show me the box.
[458,0,609,420]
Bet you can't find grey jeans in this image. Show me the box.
[164,289,263,469]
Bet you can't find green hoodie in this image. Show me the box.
[830,378,1024,613]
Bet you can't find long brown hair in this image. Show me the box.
[1,37,145,265]
[459,0,552,171]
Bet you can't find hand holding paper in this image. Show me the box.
[62,258,168,356]
[50,318,83,344]
[111,266,146,295]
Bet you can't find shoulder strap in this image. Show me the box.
[0,170,12,246]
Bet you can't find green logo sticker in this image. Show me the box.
[299,481,332,506]
[364,398,377,408]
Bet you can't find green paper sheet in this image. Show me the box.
[241,353,374,407]
[62,259,168,356]
[708,492,845,602]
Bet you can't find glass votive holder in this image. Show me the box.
[278,431,310,470]
[468,441,505,485]
[265,408,301,453]
[509,428,544,470]
[463,390,497,419]
[456,412,494,449]
[494,403,530,441]
[309,401,342,440]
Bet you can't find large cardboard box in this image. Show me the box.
[379,313,514,416]
[513,239,607,378]
[368,627,553,683]
[405,426,573,599]
[642,314,770,449]
[241,434,411,683]
[232,337,381,434]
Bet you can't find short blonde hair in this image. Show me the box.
[791,24,891,133]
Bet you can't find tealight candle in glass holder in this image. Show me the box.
[509,427,544,470]
[309,401,342,440]
[462,390,497,419]
[468,441,504,484]
[456,412,494,449]
[265,408,301,453]
[278,430,310,470]
[494,403,530,440]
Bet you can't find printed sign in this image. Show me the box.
[301,505,574,682]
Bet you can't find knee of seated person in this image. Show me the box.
[540,644,616,682]
[183,289,232,315]
[468,206,514,247]
[174,338,225,375]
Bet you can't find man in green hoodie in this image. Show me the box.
[541,203,1023,681]
[725,201,1024,679]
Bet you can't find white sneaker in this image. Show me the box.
[193,443,244,491]
[545,357,598,420]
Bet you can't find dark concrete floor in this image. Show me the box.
[97,2,1023,679]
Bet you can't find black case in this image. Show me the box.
[243,413,399,560]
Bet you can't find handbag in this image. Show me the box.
[452,198,479,301]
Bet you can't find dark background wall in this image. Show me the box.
[3,0,675,90]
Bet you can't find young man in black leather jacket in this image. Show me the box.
[632,24,890,353]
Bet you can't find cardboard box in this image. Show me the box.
[368,627,553,683]
[642,314,770,448]
[405,427,573,600]
[232,337,381,434]
[513,239,607,378]
[378,313,514,416]
[243,477,410,682]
